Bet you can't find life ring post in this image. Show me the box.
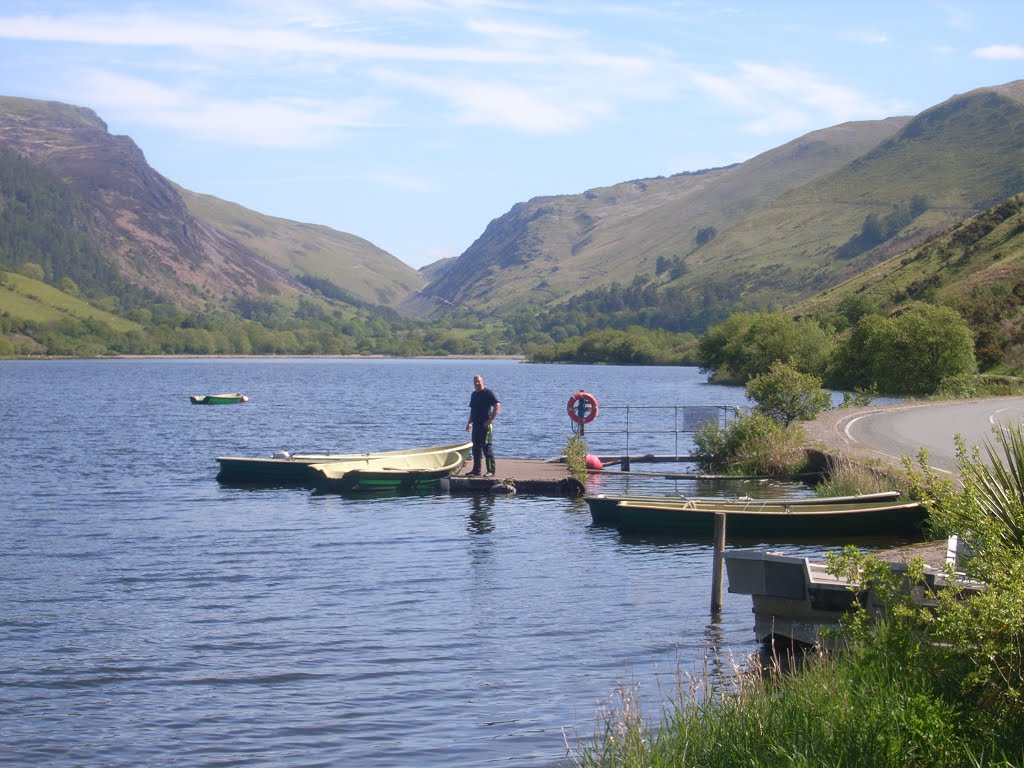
[567,390,599,436]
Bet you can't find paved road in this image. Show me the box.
[808,397,1024,476]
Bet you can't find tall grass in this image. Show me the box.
[570,645,973,768]
[814,457,901,498]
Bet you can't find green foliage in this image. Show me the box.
[57,276,80,297]
[829,303,977,395]
[861,430,1024,750]
[693,410,807,475]
[824,294,880,332]
[929,428,1024,562]
[935,373,1024,399]
[950,283,1022,368]
[695,226,717,246]
[745,361,832,427]
[528,326,697,365]
[564,434,589,483]
[795,194,1024,374]
[0,149,136,301]
[20,261,44,281]
[838,390,874,408]
[576,427,1024,765]
[698,311,835,382]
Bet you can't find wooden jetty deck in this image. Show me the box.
[444,459,586,497]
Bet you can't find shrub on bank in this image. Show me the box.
[693,411,807,475]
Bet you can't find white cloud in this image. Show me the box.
[373,68,605,133]
[0,5,672,137]
[0,12,543,64]
[78,70,390,147]
[686,62,901,136]
[973,44,1024,60]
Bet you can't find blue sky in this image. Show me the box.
[1,2,1022,269]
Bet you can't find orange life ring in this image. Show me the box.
[567,391,599,425]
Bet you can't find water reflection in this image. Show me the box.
[467,495,496,535]
[702,616,735,689]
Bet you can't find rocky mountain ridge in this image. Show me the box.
[0,96,422,312]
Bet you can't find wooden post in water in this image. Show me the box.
[711,512,726,614]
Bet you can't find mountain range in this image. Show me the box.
[1,80,1023,338]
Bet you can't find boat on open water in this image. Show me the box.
[191,392,249,405]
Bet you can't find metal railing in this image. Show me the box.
[577,404,739,467]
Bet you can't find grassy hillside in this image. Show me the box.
[789,192,1024,372]
[0,271,140,331]
[179,188,424,309]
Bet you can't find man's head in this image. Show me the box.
[473,375,484,390]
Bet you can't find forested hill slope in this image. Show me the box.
[793,192,1024,369]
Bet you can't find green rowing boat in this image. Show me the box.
[215,441,472,486]
[585,493,926,538]
[191,392,249,405]
[308,448,467,493]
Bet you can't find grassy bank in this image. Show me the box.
[571,643,999,768]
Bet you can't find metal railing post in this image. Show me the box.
[674,405,680,459]
[623,406,631,471]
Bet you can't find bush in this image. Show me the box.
[693,411,807,475]
[746,361,832,426]
[830,303,977,395]
[698,311,835,382]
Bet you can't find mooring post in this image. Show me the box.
[711,512,726,614]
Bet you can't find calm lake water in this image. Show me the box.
[3,358,849,767]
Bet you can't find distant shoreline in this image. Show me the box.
[2,354,528,361]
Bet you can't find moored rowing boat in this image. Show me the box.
[585,493,926,538]
[215,441,472,486]
[308,448,466,493]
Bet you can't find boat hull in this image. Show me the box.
[309,449,466,493]
[585,495,926,538]
[215,442,471,487]
[191,393,249,405]
[313,465,458,493]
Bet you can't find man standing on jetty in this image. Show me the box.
[465,374,500,477]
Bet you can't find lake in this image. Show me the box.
[3,358,840,767]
